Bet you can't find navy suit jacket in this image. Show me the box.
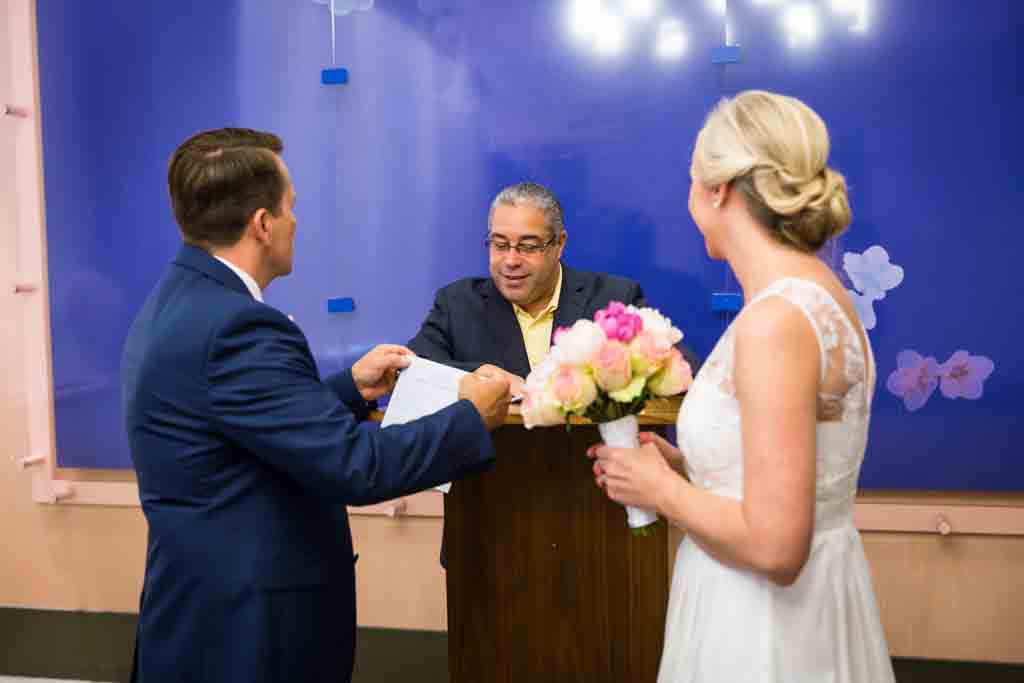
[408,265,699,567]
[122,245,495,683]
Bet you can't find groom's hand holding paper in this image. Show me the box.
[459,366,514,431]
[466,366,520,423]
[351,344,414,400]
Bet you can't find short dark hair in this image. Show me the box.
[167,128,285,247]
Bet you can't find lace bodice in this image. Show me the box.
[677,278,876,530]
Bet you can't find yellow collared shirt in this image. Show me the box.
[513,266,563,370]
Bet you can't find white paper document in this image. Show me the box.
[381,357,467,493]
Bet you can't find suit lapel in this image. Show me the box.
[552,265,587,337]
[482,279,532,378]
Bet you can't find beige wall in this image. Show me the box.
[1,0,1021,664]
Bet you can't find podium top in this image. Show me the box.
[506,395,682,426]
[370,396,682,426]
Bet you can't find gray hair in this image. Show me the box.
[487,182,565,237]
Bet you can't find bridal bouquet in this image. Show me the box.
[520,302,693,536]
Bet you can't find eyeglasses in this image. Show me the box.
[485,234,559,256]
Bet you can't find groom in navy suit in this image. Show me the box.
[121,128,511,683]
[409,182,699,567]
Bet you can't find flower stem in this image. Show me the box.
[631,523,656,538]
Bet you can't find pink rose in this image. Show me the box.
[629,330,674,378]
[594,301,643,342]
[648,348,693,397]
[551,364,598,413]
[591,340,632,392]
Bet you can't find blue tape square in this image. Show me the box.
[711,292,743,313]
[710,46,743,65]
[327,297,355,313]
[321,68,349,85]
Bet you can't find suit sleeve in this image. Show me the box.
[407,288,484,372]
[627,280,703,375]
[323,368,373,420]
[207,306,495,505]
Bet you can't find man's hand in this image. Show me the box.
[351,344,414,401]
[475,364,526,398]
[459,367,512,431]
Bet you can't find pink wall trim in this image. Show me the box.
[31,475,1024,535]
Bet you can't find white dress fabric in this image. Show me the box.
[660,278,895,683]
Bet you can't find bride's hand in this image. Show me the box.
[587,442,675,509]
[639,431,688,479]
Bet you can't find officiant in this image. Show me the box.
[408,181,700,567]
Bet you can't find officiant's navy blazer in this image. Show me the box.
[122,244,495,683]
[408,264,700,381]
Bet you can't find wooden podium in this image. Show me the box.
[444,398,681,683]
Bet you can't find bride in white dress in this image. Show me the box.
[589,91,896,682]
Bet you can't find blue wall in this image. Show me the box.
[37,0,1023,490]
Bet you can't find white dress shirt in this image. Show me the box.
[214,255,264,303]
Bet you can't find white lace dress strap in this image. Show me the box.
[747,279,830,385]
[744,277,874,421]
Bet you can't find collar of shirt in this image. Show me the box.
[512,264,563,324]
[513,265,563,369]
[214,255,264,303]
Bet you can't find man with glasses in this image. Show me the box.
[410,181,699,385]
[408,181,699,567]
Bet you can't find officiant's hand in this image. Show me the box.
[352,344,414,401]
[459,368,511,431]
[638,431,689,480]
[587,442,677,509]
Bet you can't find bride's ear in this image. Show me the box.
[711,182,731,210]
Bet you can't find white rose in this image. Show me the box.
[525,356,558,391]
[627,305,683,346]
[552,319,607,366]
[521,385,566,429]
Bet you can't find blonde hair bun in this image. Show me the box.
[694,90,852,252]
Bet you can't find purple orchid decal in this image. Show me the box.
[937,350,995,400]
[887,349,996,411]
[848,289,877,330]
[886,350,941,411]
[843,246,904,301]
[843,246,903,330]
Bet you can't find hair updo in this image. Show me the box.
[693,90,851,253]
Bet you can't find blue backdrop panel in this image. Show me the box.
[37,1,243,468]
[36,0,1023,491]
[723,0,1023,490]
